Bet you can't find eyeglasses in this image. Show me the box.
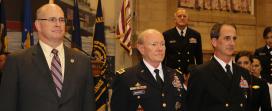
[37,17,66,24]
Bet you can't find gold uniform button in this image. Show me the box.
[162,103,167,107]
[270,63,272,66]
[240,103,243,107]
[178,52,181,55]
[225,103,229,107]
[187,52,190,54]
[178,67,181,70]
[270,58,272,61]
[187,59,190,62]
[137,96,140,99]
[178,60,181,62]
[162,93,165,97]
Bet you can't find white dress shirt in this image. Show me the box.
[39,40,65,81]
[143,59,164,81]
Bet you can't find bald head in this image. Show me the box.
[137,29,164,45]
[36,4,64,19]
[175,8,188,17]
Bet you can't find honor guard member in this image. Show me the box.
[187,23,251,111]
[111,29,186,111]
[163,8,203,74]
[254,26,272,83]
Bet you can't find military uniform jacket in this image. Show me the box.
[187,58,251,111]
[111,61,186,111]
[163,27,203,74]
[246,75,272,111]
[254,46,272,83]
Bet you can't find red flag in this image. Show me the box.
[116,0,132,55]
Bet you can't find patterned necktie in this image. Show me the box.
[154,69,163,88]
[225,64,232,79]
[51,49,63,97]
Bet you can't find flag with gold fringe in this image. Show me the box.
[22,0,34,49]
[91,0,108,110]
[0,0,7,53]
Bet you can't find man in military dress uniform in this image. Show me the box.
[163,8,203,74]
[254,26,272,83]
[187,23,251,111]
[111,29,186,111]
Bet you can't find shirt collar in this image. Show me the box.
[39,40,64,57]
[143,59,162,73]
[176,26,187,37]
[266,45,271,50]
[213,55,233,73]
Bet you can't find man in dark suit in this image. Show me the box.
[111,29,186,111]
[163,8,203,74]
[187,23,251,111]
[0,4,95,111]
[254,26,272,83]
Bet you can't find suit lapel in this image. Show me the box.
[31,44,59,100]
[59,47,75,103]
[210,58,232,90]
[137,61,160,89]
[162,66,172,90]
[231,64,241,88]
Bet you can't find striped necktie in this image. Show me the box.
[51,49,63,97]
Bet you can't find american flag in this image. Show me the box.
[116,0,132,55]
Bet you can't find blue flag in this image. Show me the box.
[71,0,82,49]
[0,0,7,53]
[22,0,34,49]
[91,0,108,110]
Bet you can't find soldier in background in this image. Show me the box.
[254,26,272,83]
[163,8,203,75]
[111,29,186,111]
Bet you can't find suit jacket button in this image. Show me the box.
[178,52,181,55]
[178,60,181,62]
[187,59,189,62]
[187,52,189,54]
[161,93,165,97]
[162,103,167,107]
[137,96,141,99]
[240,103,243,107]
[270,63,272,66]
[270,58,272,61]
[225,103,229,107]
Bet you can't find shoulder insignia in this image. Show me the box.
[116,68,126,75]
[175,69,183,75]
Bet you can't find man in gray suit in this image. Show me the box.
[0,4,95,111]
